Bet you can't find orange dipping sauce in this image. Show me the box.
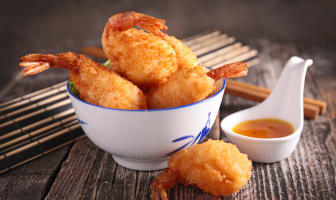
[232,118,294,138]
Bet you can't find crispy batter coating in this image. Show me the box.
[169,139,252,196]
[147,65,215,109]
[102,12,178,90]
[147,63,247,109]
[102,12,201,91]
[20,52,147,110]
[150,140,252,199]
[163,35,199,70]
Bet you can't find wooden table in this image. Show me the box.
[1,38,335,200]
[1,0,336,199]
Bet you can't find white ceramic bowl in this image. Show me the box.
[67,80,225,171]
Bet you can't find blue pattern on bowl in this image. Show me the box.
[78,119,87,125]
[168,112,211,155]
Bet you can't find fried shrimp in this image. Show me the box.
[102,11,178,90]
[163,35,199,70]
[19,52,147,110]
[147,62,247,109]
[147,65,215,109]
[150,139,252,199]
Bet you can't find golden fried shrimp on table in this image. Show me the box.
[19,52,147,110]
[150,139,252,199]
[147,62,248,109]
[102,11,178,90]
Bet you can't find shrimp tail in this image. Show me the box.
[19,61,50,76]
[106,11,167,38]
[150,169,180,200]
[19,52,79,76]
[206,62,248,81]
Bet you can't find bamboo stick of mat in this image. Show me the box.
[0,98,71,129]
[0,108,75,143]
[203,45,250,67]
[190,34,228,51]
[0,81,67,111]
[0,123,81,160]
[0,91,68,120]
[198,42,243,63]
[194,37,235,56]
[0,127,85,175]
[184,30,221,46]
[0,119,78,154]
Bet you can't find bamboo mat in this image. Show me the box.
[0,30,258,174]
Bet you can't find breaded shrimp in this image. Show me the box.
[19,52,147,110]
[147,65,215,109]
[163,35,199,70]
[147,62,247,109]
[150,139,252,199]
[102,11,178,90]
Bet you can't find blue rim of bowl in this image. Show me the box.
[66,79,226,112]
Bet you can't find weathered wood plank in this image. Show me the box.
[45,139,107,200]
[133,171,157,200]
[0,146,70,200]
[298,44,336,199]
[300,45,336,120]
[94,152,117,200]
[111,165,138,199]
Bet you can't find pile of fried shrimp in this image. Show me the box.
[19,11,252,198]
[19,11,247,110]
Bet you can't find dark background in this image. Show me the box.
[1,0,336,102]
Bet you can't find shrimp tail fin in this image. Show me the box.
[150,169,179,200]
[19,52,79,76]
[206,62,248,81]
[19,61,50,76]
[106,11,167,38]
